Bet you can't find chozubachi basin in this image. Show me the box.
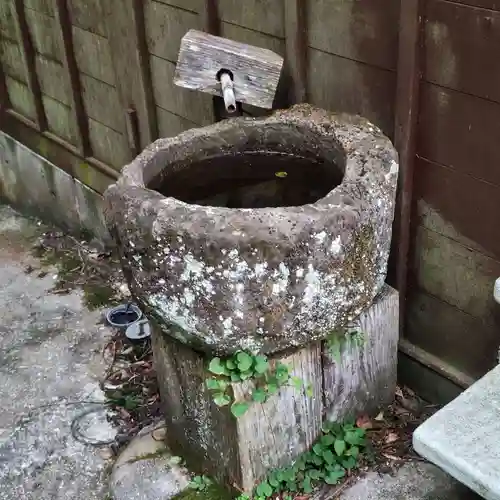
[104,104,399,355]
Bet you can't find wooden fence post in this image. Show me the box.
[54,0,92,157]
[11,0,47,131]
[284,0,308,105]
[105,0,158,154]
[0,58,9,113]
[394,0,423,333]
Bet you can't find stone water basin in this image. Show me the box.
[104,104,398,355]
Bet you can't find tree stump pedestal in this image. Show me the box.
[152,286,398,492]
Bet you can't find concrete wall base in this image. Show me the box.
[0,131,110,244]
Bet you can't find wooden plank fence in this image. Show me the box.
[1,0,500,401]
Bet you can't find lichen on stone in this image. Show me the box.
[104,104,398,356]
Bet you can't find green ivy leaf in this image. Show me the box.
[213,392,231,407]
[322,449,335,465]
[268,472,280,488]
[321,434,335,446]
[334,439,346,456]
[225,359,236,370]
[256,480,273,497]
[266,383,279,395]
[275,363,289,383]
[230,372,242,382]
[308,468,323,480]
[354,427,367,438]
[124,396,139,410]
[231,402,250,418]
[239,370,253,381]
[301,476,313,494]
[252,388,268,403]
[321,421,334,434]
[313,443,324,456]
[324,468,345,485]
[345,430,365,446]
[254,355,269,374]
[275,171,288,178]
[205,378,221,391]
[236,351,253,372]
[342,456,357,470]
[291,376,303,390]
[347,445,360,459]
[343,420,356,431]
[208,357,228,375]
[306,383,314,397]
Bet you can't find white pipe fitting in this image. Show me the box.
[494,277,500,305]
[220,72,236,114]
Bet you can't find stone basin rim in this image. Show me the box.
[111,104,399,218]
[103,105,399,355]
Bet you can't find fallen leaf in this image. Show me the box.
[356,414,373,429]
[152,427,167,441]
[382,452,401,461]
[384,432,399,444]
[119,408,131,419]
[395,386,404,398]
[404,386,416,397]
[99,447,115,460]
[374,411,385,421]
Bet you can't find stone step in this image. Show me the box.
[413,365,500,500]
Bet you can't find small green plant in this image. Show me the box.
[326,327,365,362]
[188,475,213,492]
[106,391,141,411]
[238,420,367,499]
[206,351,312,418]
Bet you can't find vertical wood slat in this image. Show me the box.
[201,0,220,36]
[132,0,158,144]
[284,0,308,104]
[393,0,423,332]
[11,0,47,130]
[105,0,158,154]
[0,58,10,112]
[201,0,223,121]
[54,0,91,156]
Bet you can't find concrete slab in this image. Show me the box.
[0,205,117,500]
[110,423,190,500]
[338,462,481,500]
[413,365,500,500]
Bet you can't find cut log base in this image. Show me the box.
[152,285,398,493]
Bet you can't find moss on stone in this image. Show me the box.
[83,283,117,310]
[172,483,234,500]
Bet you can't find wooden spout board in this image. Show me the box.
[174,29,284,109]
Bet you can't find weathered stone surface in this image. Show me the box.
[104,104,398,354]
[111,423,190,500]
